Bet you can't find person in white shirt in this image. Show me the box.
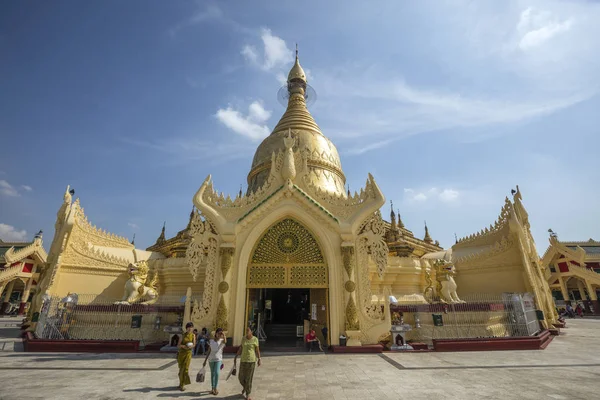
[203,327,226,395]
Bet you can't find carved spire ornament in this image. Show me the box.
[390,200,397,230]
[156,222,166,245]
[397,209,405,229]
[424,221,433,244]
[281,128,297,182]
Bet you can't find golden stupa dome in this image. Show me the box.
[247,50,346,196]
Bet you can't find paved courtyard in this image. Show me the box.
[1,318,600,400]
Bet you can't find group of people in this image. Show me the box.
[177,322,261,400]
[560,303,586,318]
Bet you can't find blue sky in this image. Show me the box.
[1,0,599,252]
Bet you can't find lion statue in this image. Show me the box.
[433,259,465,304]
[115,260,159,305]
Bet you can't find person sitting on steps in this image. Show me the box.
[305,329,322,352]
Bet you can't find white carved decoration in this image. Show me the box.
[281,129,297,181]
[186,210,219,321]
[355,211,389,328]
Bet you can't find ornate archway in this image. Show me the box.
[247,218,328,288]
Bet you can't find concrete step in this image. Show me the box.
[267,324,300,337]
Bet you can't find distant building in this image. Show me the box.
[543,236,600,313]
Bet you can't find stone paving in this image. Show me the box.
[1,318,600,399]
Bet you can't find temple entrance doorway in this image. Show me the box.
[245,218,330,350]
[245,287,329,350]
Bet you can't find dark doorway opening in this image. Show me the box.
[247,288,309,350]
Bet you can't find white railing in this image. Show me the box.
[34,293,199,344]
[389,292,542,346]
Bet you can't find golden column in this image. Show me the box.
[215,247,234,332]
[19,264,38,316]
[1,279,16,315]
[342,246,359,331]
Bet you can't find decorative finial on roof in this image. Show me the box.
[424,221,433,244]
[64,185,73,204]
[454,233,458,244]
[347,184,350,197]
[156,222,166,245]
[131,233,135,245]
[34,230,43,240]
[185,206,195,230]
[287,43,307,84]
[548,228,558,239]
[239,184,243,198]
[397,209,405,229]
[390,200,397,229]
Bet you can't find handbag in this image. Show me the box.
[226,362,237,380]
[196,367,206,383]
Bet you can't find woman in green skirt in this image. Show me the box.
[177,322,196,391]
[234,326,261,400]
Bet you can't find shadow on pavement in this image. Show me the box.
[123,387,244,398]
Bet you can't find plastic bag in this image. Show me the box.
[196,367,206,383]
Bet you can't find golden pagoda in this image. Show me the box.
[26,52,558,347]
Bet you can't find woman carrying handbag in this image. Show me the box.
[234,327,261,400]
[203,328,226,395]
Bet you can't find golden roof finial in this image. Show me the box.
[424,221,433,244]
[390,200,397,229]
[397,209,405,229]
[156,221,166,245]
[288,43,307,84]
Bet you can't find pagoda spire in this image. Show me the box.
[186,206,195,230]
[424,221,433,244]
[385,200,401,243]
[397,209,405,229]
[287,44,307,86]
[156,221,166,245]
[131,234,136,246]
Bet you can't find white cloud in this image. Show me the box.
[0,223,27,241]
[404,187,460,203]
[241,28,294,83]
[128,222,139,230]
[261,28,293,70]
[168,4,223,37]
[118,134,256,167]
[241,45,259,64]
[317,67,591,152]
[517,7,573,51]
[0,180,19,197]
[20,185,33,192]
[215,101,272,141]
[276,72,287,86]
[439,189,460,202]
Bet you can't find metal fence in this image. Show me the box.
[34,293,198,346]
[390,292,541,346]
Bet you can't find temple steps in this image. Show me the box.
[266,324,300,338]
